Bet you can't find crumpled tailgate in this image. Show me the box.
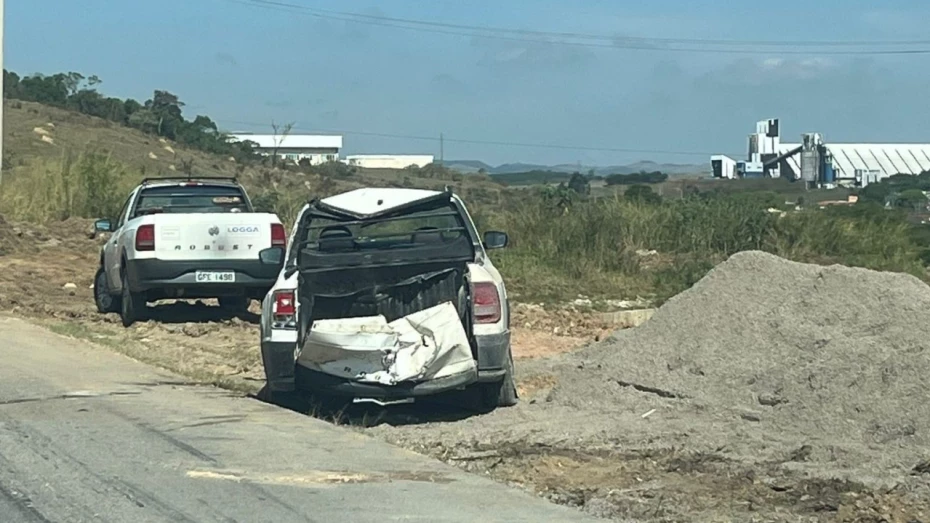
[296,302,475,386]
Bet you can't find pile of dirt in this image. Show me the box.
[542,251,930,476]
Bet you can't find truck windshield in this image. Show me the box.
[134,185,250,216]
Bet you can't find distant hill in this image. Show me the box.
[444,159,708,177]
[441,160,492,173]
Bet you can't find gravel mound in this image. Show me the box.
[547,251,930,476]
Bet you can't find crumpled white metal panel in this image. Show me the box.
[296,302,475,386]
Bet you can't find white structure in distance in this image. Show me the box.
[710,118,930,187]
[229,134,343,166]
[344,155,436,170]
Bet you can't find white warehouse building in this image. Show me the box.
[774,142,930,187]
[344,155,435,170]
[711,118,930,187]
[229,134,343,165]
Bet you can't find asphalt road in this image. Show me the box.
[0,316,596,523]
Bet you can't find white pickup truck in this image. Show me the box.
[92,177,286,327]
[256,187,518,411]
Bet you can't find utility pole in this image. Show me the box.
[439,132,444,165]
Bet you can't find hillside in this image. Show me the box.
[0,100,510,224]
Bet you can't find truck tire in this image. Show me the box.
[93,267,120,314]
[477,350,519,410]
[119,269,147,327]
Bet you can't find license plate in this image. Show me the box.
[195,271,235,283]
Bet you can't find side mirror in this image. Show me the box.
[94,219,113,232]
[259,247,285,265]
[483,231,509,250]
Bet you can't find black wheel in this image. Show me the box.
[218,296,251,312]
[476,349,519,410]
[93,267,120,314]
[119,269,147,327]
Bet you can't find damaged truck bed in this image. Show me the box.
[259,187,517,409]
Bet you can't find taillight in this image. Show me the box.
[136,224,155,251]
[271,223,287,248]
[272,290,297,329]
[473,282,502,324]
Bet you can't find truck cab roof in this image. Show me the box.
[319,188,448,218]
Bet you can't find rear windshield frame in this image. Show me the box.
[291,195,477,273]
[131,184,252,218]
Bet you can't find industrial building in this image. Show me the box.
[229,133,343,165]
[710,118,930,187]
[344,155,435,170]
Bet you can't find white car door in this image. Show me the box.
[105,192,136,290]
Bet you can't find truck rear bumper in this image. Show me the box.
[260,331,512,398]
[294,364,478,399]
[125,258,279,298]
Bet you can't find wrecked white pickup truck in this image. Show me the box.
[257,187,517,410]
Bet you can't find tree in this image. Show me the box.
[128,109,159,135]
[898,189,928,211]
[567,172,590,196]
[624,184,662,205]
[146,90,185,139]
[3,70,22,98]
[540,184,577,214]
[605,170,669,186]
[270,120,294,167]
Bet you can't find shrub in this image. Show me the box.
[484,189,926,303]
[0,151,133,222]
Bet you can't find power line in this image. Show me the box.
[268,1,930,48]
[216,118,743,158]
[220,0,930,55]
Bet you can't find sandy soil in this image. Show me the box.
[3,217,928,522]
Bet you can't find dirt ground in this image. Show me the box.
[2,216,929,522]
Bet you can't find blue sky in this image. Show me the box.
[7,0,930,166]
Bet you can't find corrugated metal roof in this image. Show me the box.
[775,143,930,180]
[229,134,343,149]
[826,144,930,179]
